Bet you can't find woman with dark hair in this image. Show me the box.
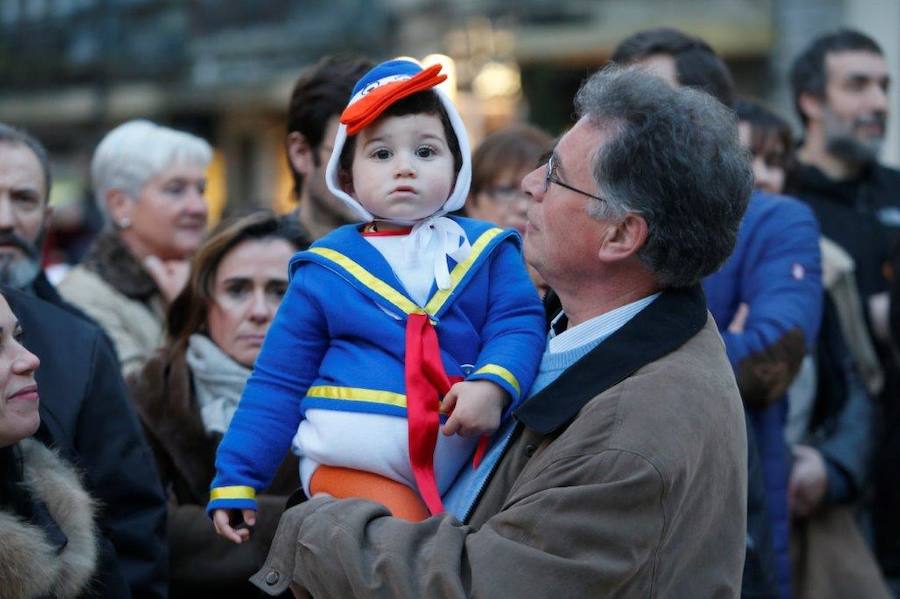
[127,211,306,598]
[0,292,99,598]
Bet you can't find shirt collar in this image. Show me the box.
[548,293,660,354]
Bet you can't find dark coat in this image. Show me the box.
[4,286,169,599]
[129,350,299,599]
[808,295,877,504]
[786,161,900,301]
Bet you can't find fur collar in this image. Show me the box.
[0,439,97,599]
[82,230,160,301]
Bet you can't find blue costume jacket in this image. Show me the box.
[208,217,545,514]
[704,190,823,599]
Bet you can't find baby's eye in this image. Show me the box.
[416,146,436,158]
[371,148,392,160]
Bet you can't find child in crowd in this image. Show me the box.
[209,59,545,538]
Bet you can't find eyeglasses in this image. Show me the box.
[544,154,605,203]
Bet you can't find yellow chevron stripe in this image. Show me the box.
[425,228,505,315]
[308,247,421,315]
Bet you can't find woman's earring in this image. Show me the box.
[117,217,132,230]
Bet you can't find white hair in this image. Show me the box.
[91,119,213,216]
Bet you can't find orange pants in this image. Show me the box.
[309,465,430,522]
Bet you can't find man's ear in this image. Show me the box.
[105,189,133,227]
[287,131,316,177]
[597,213,648,263]
[798,92,824,123]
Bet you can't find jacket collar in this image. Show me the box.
[82,231,159,301]
[516,284,708,434]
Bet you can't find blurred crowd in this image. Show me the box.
[0,25,899,599]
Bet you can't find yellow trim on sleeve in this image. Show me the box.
[308,247,421,315]
[307,385,409,408]
[425,228,505,315]
[209,486,256,501]
[472,364,521,397]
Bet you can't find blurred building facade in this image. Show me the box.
[1,0,897,225]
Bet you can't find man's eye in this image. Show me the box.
[416,146,436,158]
[165,183,186,195]
[12,193,39,207]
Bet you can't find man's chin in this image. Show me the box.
[0,248,26,262]
[826,135,881,166]
[0,258,41,290]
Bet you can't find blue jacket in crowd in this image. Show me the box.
[704,190,823,599]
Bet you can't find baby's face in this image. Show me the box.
[350,113,454,221]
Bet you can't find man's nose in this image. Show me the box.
[868,82,889,114]
[0,197,15,230]
[521,166,545,203]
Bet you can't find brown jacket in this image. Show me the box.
[129,350,299,599]
[251,286,748,598]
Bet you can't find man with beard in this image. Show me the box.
[786,29,900,592]
[284,55,373,241]
[787,29,895,326]
[0,123,168,598]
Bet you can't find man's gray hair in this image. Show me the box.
[0,123,52,199]
[575,66,752,288]
[91,119,213,217]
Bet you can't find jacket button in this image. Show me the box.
[265,570,280,585]
[525,444,537,457]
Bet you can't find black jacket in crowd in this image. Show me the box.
[5,279,169,598]
[785,161,900,302]
[787,160,900,583]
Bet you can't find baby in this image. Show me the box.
[209,59,545,541]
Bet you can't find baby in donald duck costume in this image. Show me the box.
[209,59,544,538]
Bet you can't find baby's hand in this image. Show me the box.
[212,508,256,544]
[441,380,507,438]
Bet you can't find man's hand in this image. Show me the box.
[788,444,828,518]
[143,255,191,303]
[441,380,506,437]
[212,508,256,544]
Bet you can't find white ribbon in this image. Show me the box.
[402,215,471,290]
